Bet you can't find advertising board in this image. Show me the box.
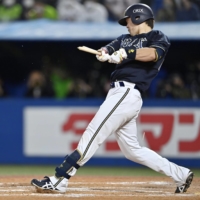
[24,107,200,158]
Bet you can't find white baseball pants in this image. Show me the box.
[74,81,190,186]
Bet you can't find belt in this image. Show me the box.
[110,81,141,94]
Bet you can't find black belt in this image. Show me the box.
[110,81,125,88]
[110,81,142,94]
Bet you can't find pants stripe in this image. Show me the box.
[81,88,130,160]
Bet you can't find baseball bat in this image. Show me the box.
[77,46,101,56]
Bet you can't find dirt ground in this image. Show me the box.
[0,175,199,200]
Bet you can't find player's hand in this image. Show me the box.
[96,48,110,62]
[108,48,127,64]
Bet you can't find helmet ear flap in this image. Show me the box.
[130,15,141,25]
[134,16,140,21]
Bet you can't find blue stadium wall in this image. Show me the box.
[0,99,200,168]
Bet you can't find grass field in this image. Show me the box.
[0,165,200,177]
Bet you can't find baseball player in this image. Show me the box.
[31,3,193,194]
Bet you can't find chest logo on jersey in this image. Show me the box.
[134,38,147,49]
[121,37,147,49]
[121,38,138,47]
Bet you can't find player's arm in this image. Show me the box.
[137,31,170,62]
[123,46,164,62]
[108,31,170,64]
[135,47,158,62]
[108,47,163,64]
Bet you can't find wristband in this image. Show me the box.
[125,48,136,60]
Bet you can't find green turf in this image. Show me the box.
[0,165,199,177]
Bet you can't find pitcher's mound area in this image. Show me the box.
[0,176,199,200]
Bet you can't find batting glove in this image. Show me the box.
[96,48,111,62]
[108,48,127,64]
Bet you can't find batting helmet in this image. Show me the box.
[118,3,154,26]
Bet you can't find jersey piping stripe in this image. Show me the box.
[150,45,165,52]
[81,88,130,160]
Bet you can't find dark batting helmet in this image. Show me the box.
[118,3,154,26]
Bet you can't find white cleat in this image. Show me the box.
[31,176,68,193]
[175,171,194,193]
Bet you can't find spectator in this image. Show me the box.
[156,73,192,99]
[86,68,109,97]
[50,68,73,99]
[185,60,200,100]
[83,0,108,22]
[25,0,57,20]
[57,0,87,22]
[103,0,140,21]
[176,0,200,21]
[25,70,55,98]
[68,77,93,98]
[170,73,191,99]
[0,0,22,22]
[155,0,177,22]
[21,0,35,20]
[156,79,173,98]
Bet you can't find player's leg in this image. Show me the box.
[31,86,142,193]
[76,89,141,166]
[115,117,193,193]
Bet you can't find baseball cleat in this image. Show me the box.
[31,176,68,193]
[175,171,194,193]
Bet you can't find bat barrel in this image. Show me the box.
[78,46,101,55]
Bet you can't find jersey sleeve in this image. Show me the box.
[147,30,171,56]
[104,35,124,55]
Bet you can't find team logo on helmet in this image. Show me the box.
[133,9,143,13]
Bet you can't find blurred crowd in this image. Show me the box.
[0,44,112,99]
[0,66,111,99]
[0,0,200,22]
[1,56,200,100]
[0,0,200,100]
[155,60,200,100]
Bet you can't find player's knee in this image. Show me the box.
[55,149,82,179]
